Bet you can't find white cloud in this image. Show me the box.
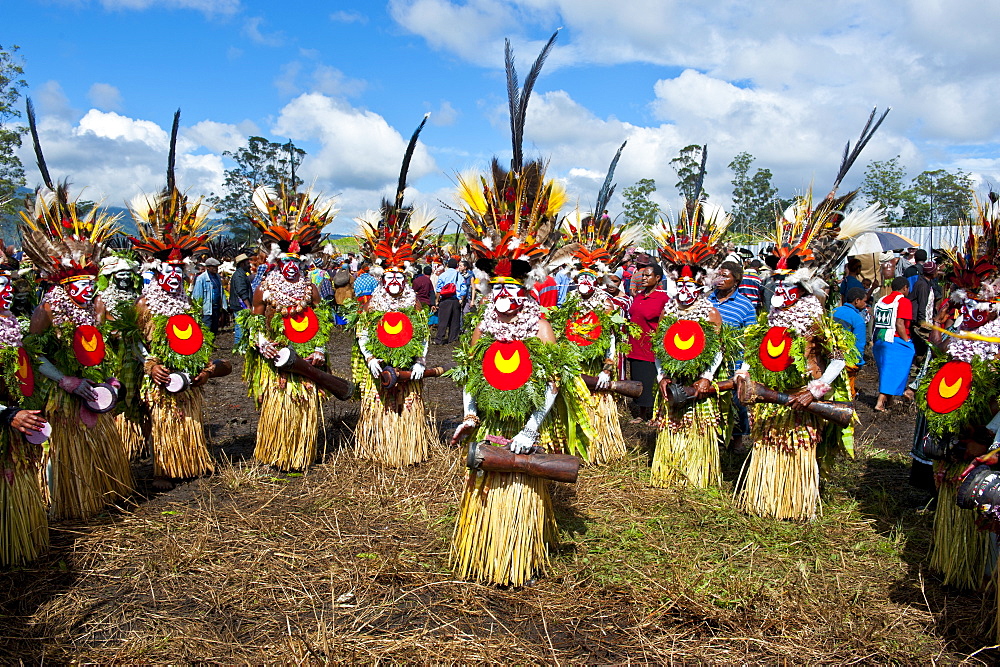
[87,83,123,112]
[185,119,260,154]
[329,10,367,24]
[272,93,437,192]
[33,81,76,121]
[243,16,284,47]
[275,60,366,99]
[428,101,458,126]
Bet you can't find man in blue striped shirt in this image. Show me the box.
[708,261,756,450]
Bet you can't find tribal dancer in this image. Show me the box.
[98,254,146,460]
[917,204,1000,591]
[449,32,588,586]
[237,186,340,471]
[547,142,640,464]
[0,239,49,565]
[21,185,134,520]
[129,192,222,489]
[353,114,436,467]
[649,200,735,488]
[734,195,880,520]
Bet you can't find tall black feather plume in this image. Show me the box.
[594,141,627,218]
[506,30,559,173]
[26,98,54,190]
[166,109,180,195]
[395,113,430,212]
[830,106,890,193]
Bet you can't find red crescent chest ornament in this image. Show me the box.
[165,314,205,356]
[926,360,973,414]
[16,346,34,397]
[759,326,794,373]
[482,340,533,391]
[565,311,603,347]
[663,319,706,361]
[284,307,320,344]
[376,311,414,348]
[72,324,106,367]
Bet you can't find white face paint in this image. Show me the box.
[67,277,97,305]
[384,270,405,296]
[577,273,597,297]
[157,265,184,294]
[492,282,526,314]
[280,258,302,282]
[771,280,803,309]
[0,275,12,310]
[675,278,700,307]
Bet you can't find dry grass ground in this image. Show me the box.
[0,334,997,663]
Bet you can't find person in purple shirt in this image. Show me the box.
[412,265,434,307]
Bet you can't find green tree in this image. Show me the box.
[211,136,306,245]
[621,178,660,230]
[728,152,779,238]
[0,44,27,237]
[670,144,708,202]
[900,169,974,227]
[860,156,906,224]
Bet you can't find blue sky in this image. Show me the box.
[7,0,1000,234]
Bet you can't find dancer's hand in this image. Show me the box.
[410,362,425,381]
[367,357,383,378]
[149,364,171,385]
[658,377,671,401]
[691,378,712,399]
[509,429,538,454]
[306,351,325,366]
[11,409,45,434]
[259,340,279,360]
[58,376,97,401]
[451,419,476,446]
[786,388,815,411]
[595,370,611,390]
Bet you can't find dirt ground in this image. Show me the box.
[0,327,996,663]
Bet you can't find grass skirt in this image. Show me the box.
[928,461,994,591]
[114,414,147,461]
[652,398,721,488]
[355,372,434,467]
[585,392,626,465]
[735,404,821,521]
[0,429,49,567]
[44,390,133,521]
[451,469,555,586]
[253,365,321,472]
[144,384,214,479]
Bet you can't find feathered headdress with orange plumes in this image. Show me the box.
[127,111,218,267]
[18,99,121,284]
[356,114,434,269]
[554,141,643,275]
[250,184,336,262]
[650,198,732,276]
[938,193,1000,294]
[764,107,891,289]
[455,31,566,284]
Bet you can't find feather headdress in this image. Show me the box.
[765,107,890,289]
[18,99,121,283]
[455,31,566,284]
[250,184,336,262]
[356,114,434,269]
[557,141,643,275]
[127,111,218,266]
[938,193,1000,292]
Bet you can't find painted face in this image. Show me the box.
[383,270,406,296]
[113,270,134,291]
[771,280,804,309]
[157,265,184,294]
[66,277,96,305]
[280,258,302,282]
[960,300,995,330]
[577,273,597,297]
[0,275,12,310]
[492,281,527,314]
[675,277,701,307]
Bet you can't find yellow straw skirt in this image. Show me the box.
[652,398,721,488]
[253,369,321,472]
[114,414,147,460]
[586,392,626,465]
[355,372,434,467]
[928,461,994,591]
[44,391,134,521]
[0,429,49,567]
[735,405,821,521]
[145,385,214,479]
[451,470,556,587]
